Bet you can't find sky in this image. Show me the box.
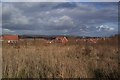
[1,2,118,37]
[1,0,120,2]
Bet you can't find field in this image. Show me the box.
[2,37,120,78]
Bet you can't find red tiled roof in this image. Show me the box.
[3,35,19,40]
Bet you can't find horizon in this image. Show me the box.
[1,33,119,38]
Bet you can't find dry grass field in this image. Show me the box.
[2,37,120,78]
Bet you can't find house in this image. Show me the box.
[55,36,68,44]
[2,35,19,44]
[3,35,19,41]
[0,36,3,41]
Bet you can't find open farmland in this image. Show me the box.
[2,37,120,78]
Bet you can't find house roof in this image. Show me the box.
[3,35,19,40]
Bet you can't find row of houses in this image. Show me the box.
[0,35,67,41]
[0,35,108,44]
[0,35,68,44]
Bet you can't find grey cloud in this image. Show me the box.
[2,0,67,2]
[2,2,118,36]
[2,0,120,2]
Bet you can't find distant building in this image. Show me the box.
[2,35,19,45]
[2,35,19,41]
[55,36,68,44]
[0,36,3,41]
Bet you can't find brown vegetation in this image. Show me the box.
[2,37,120,78]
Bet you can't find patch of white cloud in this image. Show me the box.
[2,4,20,14]
[51,15,75,28]
[11,15,29,25]
[97,25,115,31]
[36,15,74,30]
[59,15,74,25]
[57,9,65,13]
[2,28,15,34]
[3,3,30,25]
[109,27,114,31]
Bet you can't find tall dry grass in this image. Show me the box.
[2,38,120,78]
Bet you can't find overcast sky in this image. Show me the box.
[2,2,118,37]
[1,0,120,2]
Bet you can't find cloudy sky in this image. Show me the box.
[2,2,118,37]
[1,0,120,2]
